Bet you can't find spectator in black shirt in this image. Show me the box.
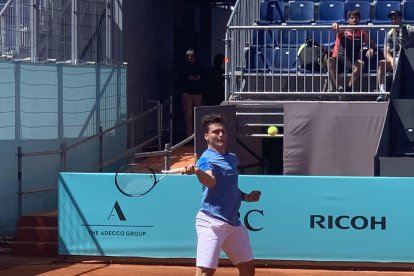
[178,48,205,137]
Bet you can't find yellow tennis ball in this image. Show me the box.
[267,126,278,136]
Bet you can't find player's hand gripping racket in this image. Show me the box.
[115,164,184,197]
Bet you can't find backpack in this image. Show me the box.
[297,39,325,71]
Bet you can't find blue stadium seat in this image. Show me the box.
[345,1,371,24]
[368,27,387,49]
[317,1,345,24]
[252,29,280,47]
[258,0,285,25]
[280,28,308,46]
[286,1,315,24]
[268,47,298,73]
[403,1,414,23]
[245,46,271,72]
[309,27,336,47]
[373,1,401,24]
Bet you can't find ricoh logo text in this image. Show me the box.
[310,215,386,230]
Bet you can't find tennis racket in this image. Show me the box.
[115,163,184,197]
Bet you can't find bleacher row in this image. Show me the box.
[246,25,388,73]
[243,0,405,75]
[258,0,414,25]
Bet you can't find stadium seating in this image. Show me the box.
[403,1,414,23]
[258,0,285,25]
[317,1,346,24]
[345,0,371,23]
[368,27,387,49]
[286,1,315,24]
[280,28,308,46]
[372,1,401,24]
[268,47,298,73]
[245,46,270,72]
[310,27,336,47]
[252,29,280,47]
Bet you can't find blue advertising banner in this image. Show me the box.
[59,173,414,262]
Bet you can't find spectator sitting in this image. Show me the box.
[377,10,403,100]
[377,10,414,101]
[328,10,376,92]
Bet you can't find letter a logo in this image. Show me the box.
[108,201,126,221]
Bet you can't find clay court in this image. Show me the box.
[4,147,413,276]
[3,253,414,276]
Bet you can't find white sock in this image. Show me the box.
[379,84,385,91]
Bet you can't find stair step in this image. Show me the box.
[10,241,58,257]
[16,226,58,242]
[17,214,57,228]
[11,210,59,257]
[0,247,11,254]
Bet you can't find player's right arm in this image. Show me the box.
[183,164,216,189]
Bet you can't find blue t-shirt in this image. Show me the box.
[196,148,243,226]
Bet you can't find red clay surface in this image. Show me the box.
[2,254,414,276]
[4,147,414,275]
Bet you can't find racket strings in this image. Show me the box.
[116,170,156,196]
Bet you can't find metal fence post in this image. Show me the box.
[157,101,162,150]
[169,96,173,145]
[106,0,112,63]
[131,115,135,162]
[71,0,78,65]
[30,0,38,62]
[99,126,103,172]
[60,142,67,172]
[17,147,22,217]
[164,143,171,170]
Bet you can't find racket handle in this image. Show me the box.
[161,167,185,174]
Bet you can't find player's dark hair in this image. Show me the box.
[347,9,360,19]
[202,114,225,133]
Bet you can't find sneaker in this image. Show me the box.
[379,84,386,93]
[376,94,387,102]
[337,86,344,92]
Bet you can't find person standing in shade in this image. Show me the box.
[178,48,205,138]
[205,54,225,106]
[182,113,261,276]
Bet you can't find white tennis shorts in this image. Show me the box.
[195,211,254,269]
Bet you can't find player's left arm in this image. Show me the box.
[241,190,262,202]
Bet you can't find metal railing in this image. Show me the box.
[0,0,122,64]
[226,24,397,101]
[225,0,399,101]
[15,98,194,217]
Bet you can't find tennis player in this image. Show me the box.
[183,113,261,276]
